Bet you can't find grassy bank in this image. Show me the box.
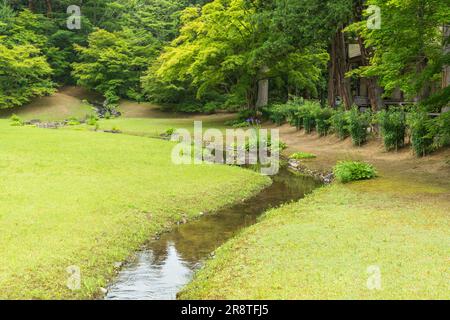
[180,175,450,299]
[0,120,270,299]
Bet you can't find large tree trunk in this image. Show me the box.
[256,66,270,109]
[443,25,450,89]
[328,46,337,107]
[328,27,352,109]
[28,0,35,11]
[357,37,384,111]
[354,1,384,111]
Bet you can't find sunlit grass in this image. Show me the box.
[0,120,270,299]
[180,177,450,300]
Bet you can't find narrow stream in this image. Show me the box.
[105,167,321,300]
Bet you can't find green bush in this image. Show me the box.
[86,114,99,126]
[242,132,288,153]
[67,117,81,126]
[347,106,372,146]
[333,161,378,183]
[302,101,321,134]
[330,108,349,139]
[203,102,218,114]
[407,110,436,157]
[267,104,288,126]
[314,107,334,136]
[289,152,316,160]
[377,109,407,151]
[232,121,250,128]
[10,114,23,127]
[265,96,305,127]
[434,111,450,149]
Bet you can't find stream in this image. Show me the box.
[105,167,321,300]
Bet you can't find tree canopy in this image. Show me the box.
[0,0,448,111]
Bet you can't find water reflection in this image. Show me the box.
[106,168,320,300]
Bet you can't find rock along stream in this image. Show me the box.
[105,167,321,300]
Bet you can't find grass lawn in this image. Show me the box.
[180,177,450,300]
[80,117,232,138]
[0,120,270,299]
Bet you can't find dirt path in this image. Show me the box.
[273,124,450,190]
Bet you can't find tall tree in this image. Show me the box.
[348,0,450,110]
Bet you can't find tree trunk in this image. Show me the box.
[330,27,352,109]
[328,49,337,107]
[28,0,35,11]
[357,37,384,111]
[45,0,52,17]
[443,24,450,89]
[256,66,270,109]
[354,0,384,111]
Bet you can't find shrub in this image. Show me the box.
[347,106,372,146]
[203,102,218,114]
[67,117,81,126]
[165,128,175,136]
[434,111,450,149]
[243,132,287,153]
[265,96,305,127]
[331,108,349,139]
[10,114,23,127]
[377,109,407,151]
[86,114,98,126]
[302,101,321,134]
[314,107,334,136]
[289,152,316,160]
[232,121,251,128]
[407,109,436,157]
[333,161,378,183]
[104,111,111,120]
[267,104,288,126]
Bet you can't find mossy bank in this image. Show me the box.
[180,173,450,299]
[0,121,270,299]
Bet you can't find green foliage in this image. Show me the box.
[330,108,349,140]
[67,117,81,126]
[9,114,23,126]
[289,152,317,160]
[333,161,377,183]
[86,114,99,126]
[302,101,321,134]
[0,6,55,109]
[347,106,372,146]
[143,0,328,110]
[164,128,176,136]
[72,28,157,104]
[267,104,289,126]
[407,109,436,157]
[377,109,407,151]
[313,106,334,136]
[434,111,450,149]
[347,0,449,110]
[232,122,251,129]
